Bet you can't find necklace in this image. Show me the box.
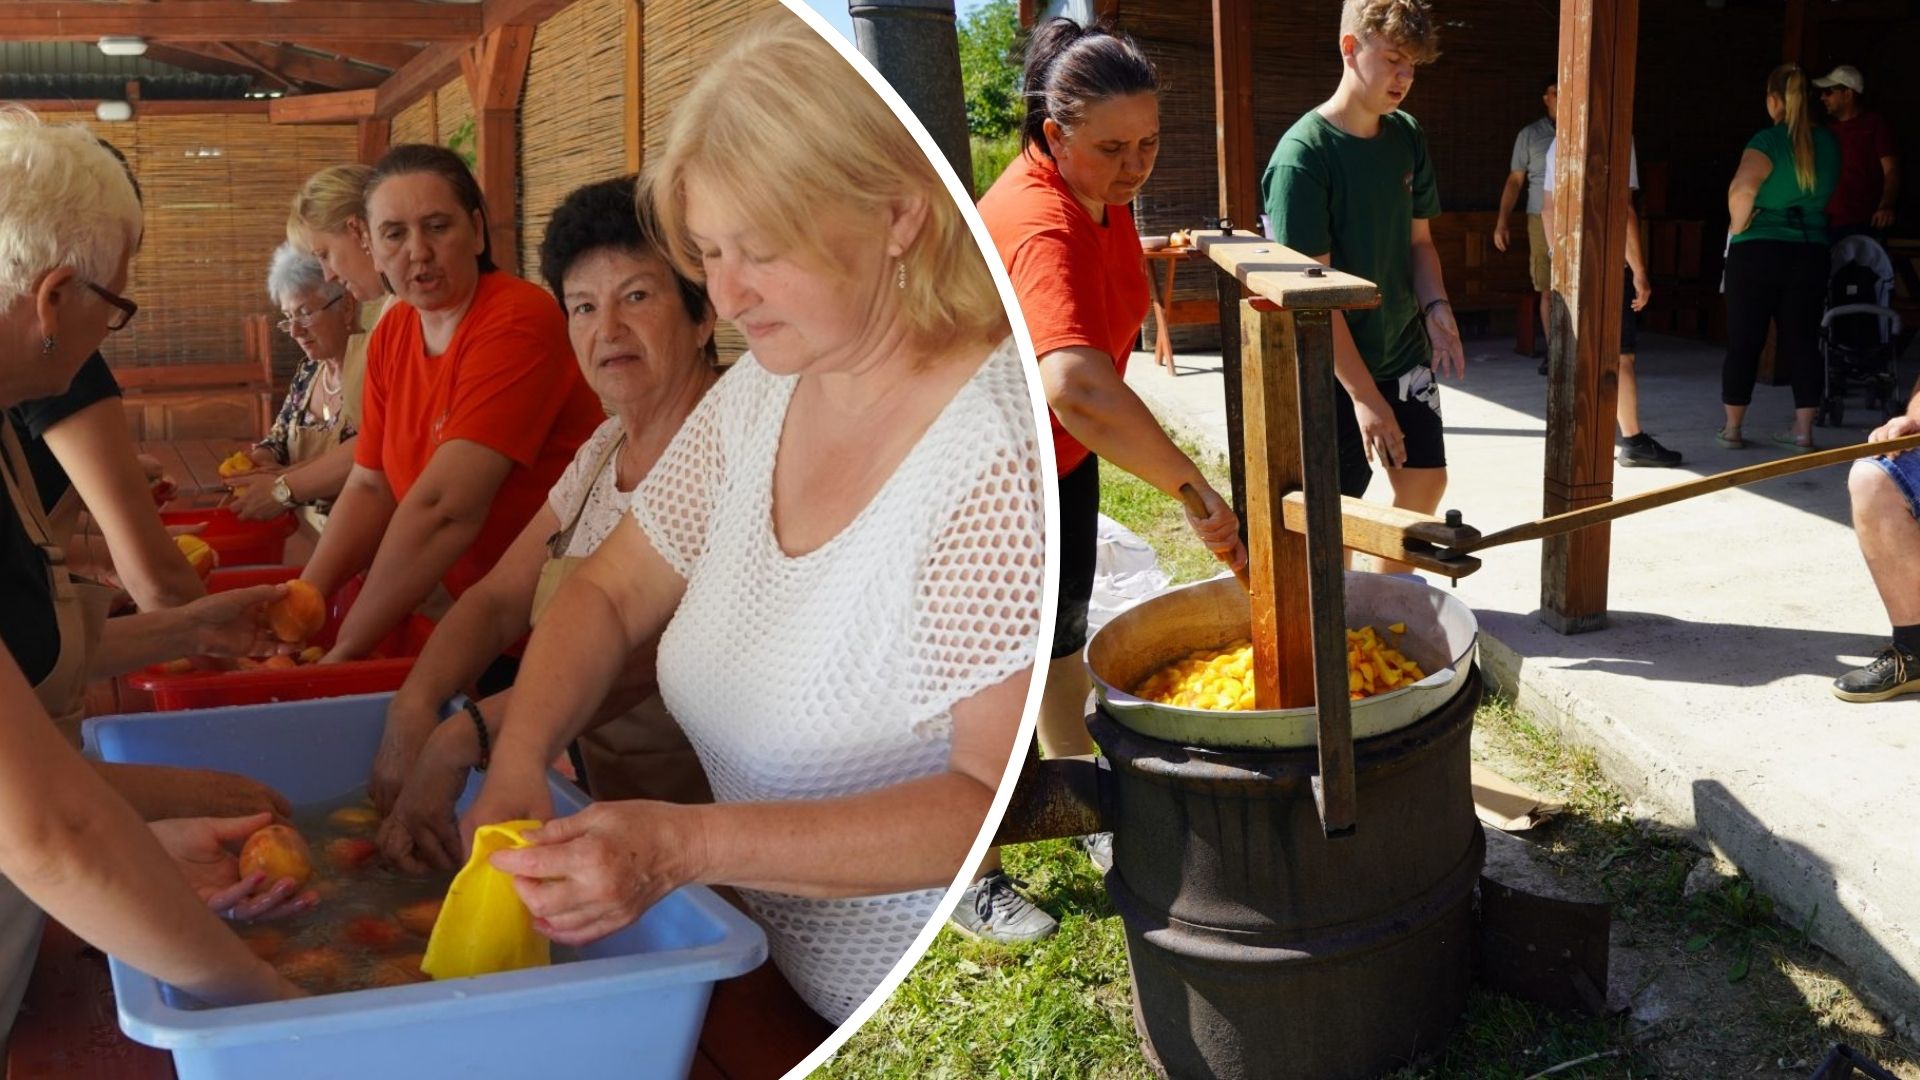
[315,363,343,425]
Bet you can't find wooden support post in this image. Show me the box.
[1239,300,1313,712]
[624,0,644,174]
[1215,263,1249,534]
[1541,0,1639,634]
[356,118,391,165]
[463,25,534,273]
[1210,0,1256,229]
[1782,0,1809,65]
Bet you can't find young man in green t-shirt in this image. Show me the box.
[1260,0,1464,574]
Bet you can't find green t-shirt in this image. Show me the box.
[1734,123,1840,246]
[1261,109,1440,381]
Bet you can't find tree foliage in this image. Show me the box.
[958,0,1022,140]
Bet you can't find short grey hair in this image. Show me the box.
[0,107,143,308]
[266,241,344,309]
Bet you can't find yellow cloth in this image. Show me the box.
[421,819,551,980]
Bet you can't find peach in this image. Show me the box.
[173,535,218,581]
[344,915,407,951]
[327,805,379,831]
[261,654,298,670]
[394,898,443,938]
[275,946,347,992]
[266,579,327,645]
[325,837,379,871]
[216,451,255,479]
[297,646,326,664]
[368,952,428,988]
[240,927,285,961]
[239,824,313,888]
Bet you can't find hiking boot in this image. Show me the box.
[948,872,1058,944]
[1832,644,1920,703]
[1083,832,1114,874]
[1618,434,1682,468]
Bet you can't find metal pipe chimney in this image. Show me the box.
[849,0,974,195]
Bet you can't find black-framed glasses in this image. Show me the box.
[84,280,138,332]
[275,291,346,336]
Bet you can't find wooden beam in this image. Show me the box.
[142,43,263,82]
[373,41,468,118]
[624,0,643,174]
[16,99,271,116]
[196,42,307,92]
[154,42,291,91]
[0,3,479,43]
[1783,0,1809,65]
[269,89,378,124]
[225,43,386,91]
[482,0,578,35]
[306,42,421,72]
[357,117,391,165]
[1240,300,1315,712]
[1541,0,1640,633]
[1211,0,1256,227]
[464,26,534,272]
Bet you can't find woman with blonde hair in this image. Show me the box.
[462,13,1042,1036]
[1719,62,1841,453]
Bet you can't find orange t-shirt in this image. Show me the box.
[355,271,605,599]
[978,150,1150,477]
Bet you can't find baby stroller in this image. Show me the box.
[1818,235,1904,428]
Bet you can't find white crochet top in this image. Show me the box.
[628,336,1042,1024]
[546,416,629,557]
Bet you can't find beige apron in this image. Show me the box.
[529,433,710,806]
[0,425,117,1042]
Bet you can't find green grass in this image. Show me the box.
[1096,435,1235,586]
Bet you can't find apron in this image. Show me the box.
[530,433,710,806]
[282,365,351,531]
[0,425,117,1043]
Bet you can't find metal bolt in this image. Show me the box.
[1445,509,1462,527]
[1304,266,1325,278]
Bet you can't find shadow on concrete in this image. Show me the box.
[1476,607,1889,690]
[1688,777,1918,1033]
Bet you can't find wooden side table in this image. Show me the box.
[1143,247,1214,372]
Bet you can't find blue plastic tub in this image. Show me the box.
[83,693,766,1080]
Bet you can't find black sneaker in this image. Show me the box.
[948,872,1058,944]
[1618,434,1682,468]
[1832,644,1920,703]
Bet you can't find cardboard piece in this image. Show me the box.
[1472,761,1564,832]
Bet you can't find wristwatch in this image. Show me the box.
[270,475,295,508]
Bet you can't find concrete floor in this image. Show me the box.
[1124,330,1920,1031]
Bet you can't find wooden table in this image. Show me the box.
[141,438,250,509]
[1143,247,1216,372]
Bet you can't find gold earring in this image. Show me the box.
[896,260,907,291]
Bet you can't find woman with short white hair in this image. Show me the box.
[224,243,360,521]
[0,107,305,1038]
[463,15,1043,1034]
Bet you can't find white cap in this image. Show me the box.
[1814,65,1865,94]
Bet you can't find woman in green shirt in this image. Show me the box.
[1720,63,1841,453]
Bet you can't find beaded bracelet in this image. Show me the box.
[460,696,491,771]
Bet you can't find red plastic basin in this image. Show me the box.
[125,567,437,711]
[160,508,296,566]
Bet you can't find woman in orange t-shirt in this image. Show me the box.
[968,17,1246,943]
[300,145,604,666]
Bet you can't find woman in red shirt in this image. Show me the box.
[968,18,1245,943]
[300,145,604,667]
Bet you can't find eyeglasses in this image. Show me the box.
[84,280,138,332]
[276,292,346,336]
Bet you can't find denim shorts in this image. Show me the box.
[1870,450,1920,520]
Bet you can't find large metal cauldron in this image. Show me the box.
[1084,572,1483,1080]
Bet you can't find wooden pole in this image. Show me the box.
[624,0,645,174]
[355,118,391,165]
[1540,0,1639,634]
[462,25,534,274]
[1210,0,1256,229]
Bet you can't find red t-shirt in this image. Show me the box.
[355,271,605,599]
[1826,111,1896,229]
[978,150,1150,477]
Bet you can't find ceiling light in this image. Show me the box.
[95,101,134,123]
[97,35,149,57]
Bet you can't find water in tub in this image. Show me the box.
[215,788,573,1000]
